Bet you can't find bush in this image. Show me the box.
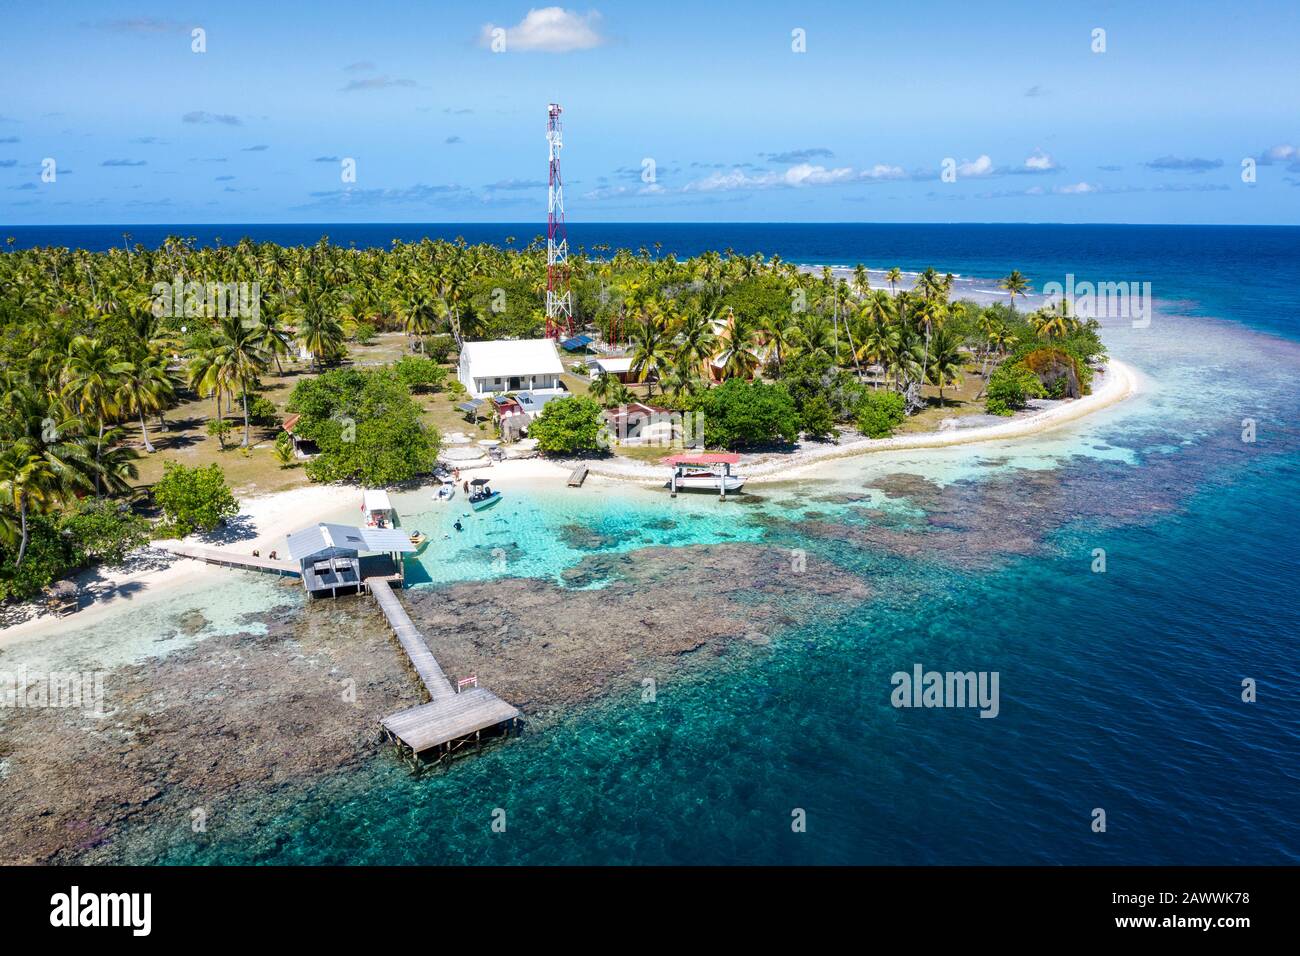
[353,321,377,345]
[985,362,1047,416]
[528,396,607,454]
[153,462,239,537]
[274,431,297,468]
[58,499,151,566]
[855,390,907,438]
[288,368,440,485]
[248,396,280,427]
[427,335,455,364]
[393,355,448,393]
[205,417,233,449]
[800,395,837,441]
[0,516,71,602]
[688,379,800,450]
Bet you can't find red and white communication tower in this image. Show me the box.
[545,103,574,339]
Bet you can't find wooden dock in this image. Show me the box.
[368,578,453,699]
[161,543,300,577]
[567,464,589,487]
[370,578,520,756]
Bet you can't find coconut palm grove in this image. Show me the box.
[0,235,1106,599]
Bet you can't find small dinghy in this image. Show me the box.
[435,482,456,502]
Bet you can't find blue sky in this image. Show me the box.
[1,1,1298,224]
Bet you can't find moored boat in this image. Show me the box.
[468,477,502,511]
[663,453,746,497]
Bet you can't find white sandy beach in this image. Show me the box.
[577,358,1140,484]
[1,359,1137,646]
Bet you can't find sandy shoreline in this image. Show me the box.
[575,357,1140,484]
[0,359,1137,645]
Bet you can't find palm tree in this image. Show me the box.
[758,311,797,377]
[1031,302,1075,340]
[926,327,964,404]
[717,310,763,379]
[852,263,870,298]
[116,352,174,453]
[886,267,903,296]
[0,394,96,565]
[252,300,293,374]
[914,294,948,394]
[0,442,58,566]
[588,370,617,407]
[629,316,673,397]
[675,304,719,376]
[1000,270,1031,312]
[215,316,269,446]
[61,336,130,494]
[294,288,345,371]
[886,321,925,395]
[793,313,835,365]
[402,288,439,352]
[853,320,890,388]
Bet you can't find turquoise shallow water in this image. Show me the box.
[7,225,1299,865]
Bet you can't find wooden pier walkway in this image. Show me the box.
[368,578,453,700]
[370,578,520,756]
[161,542,300,577]
[567,464,589,487]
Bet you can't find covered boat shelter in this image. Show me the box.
[284,522,416,599]
[662,452,743,499]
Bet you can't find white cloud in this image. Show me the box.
[680,163,855,192]
[481,8,606,53]
[1023,149,1057,171]
[860,164,907,180]
[1259,144,1296,164]
[957,155,994,177]
[781,163,856,186]
[1054,181,1097,194]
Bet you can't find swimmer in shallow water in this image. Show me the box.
[453,519,463,532]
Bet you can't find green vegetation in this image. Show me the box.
[0,501,151,601]
[686,379,799,450]
[205,417,234,449]
[528,395,606,454]
[855,390,907,438]
[392,354,449,393]
[287,368,440,485]
[153,462,239,537]
[985,364,1048,416]
[0,232,1112,598]
[799,394,837,441]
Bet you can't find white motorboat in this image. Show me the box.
[435,481,456,502]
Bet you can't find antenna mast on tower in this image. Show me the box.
[545,103,574,339]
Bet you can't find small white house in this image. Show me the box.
[458,339,566,399]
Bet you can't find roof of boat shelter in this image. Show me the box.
[362,489,392,513]
[285,522,415,561]
[662,453,742,466]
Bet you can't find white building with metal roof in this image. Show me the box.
[457,338,566,398]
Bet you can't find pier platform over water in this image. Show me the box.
[370,578,520,756]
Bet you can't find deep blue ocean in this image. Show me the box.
[6,223,1298,864]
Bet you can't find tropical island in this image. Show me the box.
[0,235,1123,614]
